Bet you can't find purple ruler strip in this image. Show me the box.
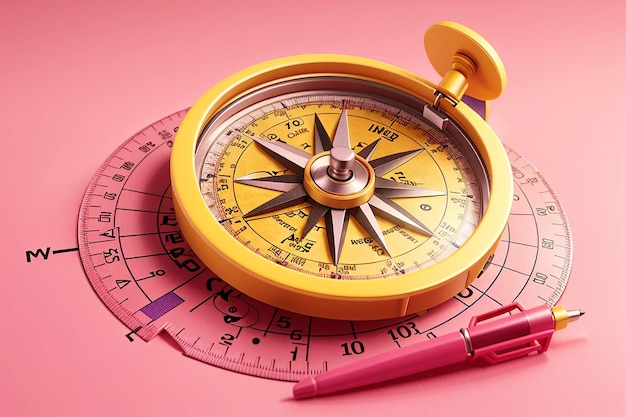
[140,292,184,321]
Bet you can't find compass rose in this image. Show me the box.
[235,108,446,265]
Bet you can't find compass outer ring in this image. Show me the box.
[171,54,513,320]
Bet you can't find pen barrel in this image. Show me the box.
[294,331,468,398]
[467,304,555,351]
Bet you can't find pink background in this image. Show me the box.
[2,0,625,416]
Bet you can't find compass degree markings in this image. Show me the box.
[234,108,446,265]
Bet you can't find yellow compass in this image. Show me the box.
[171,21,513,320]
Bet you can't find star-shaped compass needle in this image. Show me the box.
[235,108,445,265]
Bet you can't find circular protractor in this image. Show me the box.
[78,109,572,382]
[171,54,513,320]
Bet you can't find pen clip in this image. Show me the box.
[468,303,555,364]
[472,329,554,364]
[468,302,526,326]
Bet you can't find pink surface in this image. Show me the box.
[2,1,625,416]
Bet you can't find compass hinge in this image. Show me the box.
[423,101,449,130]
[432,91,459,110]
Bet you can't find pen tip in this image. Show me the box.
[553,307,585,329]
[567,308,585,323]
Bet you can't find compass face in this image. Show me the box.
[197,85,484,280]
[171,58,512,320]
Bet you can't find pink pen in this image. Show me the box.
[293,303,584,399]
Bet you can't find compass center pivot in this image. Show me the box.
[304,149,375,209]
[327,147,355,181]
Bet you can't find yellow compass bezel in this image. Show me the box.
[171,54,512,320]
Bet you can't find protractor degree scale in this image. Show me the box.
[78,108,572,381]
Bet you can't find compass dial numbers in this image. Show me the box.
[198,94,483,279]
